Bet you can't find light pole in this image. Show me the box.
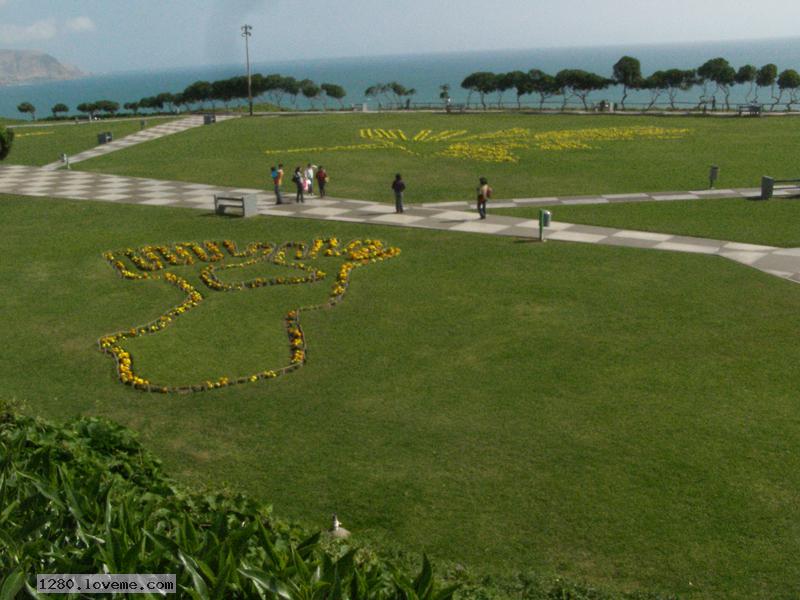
[241,24,253,116]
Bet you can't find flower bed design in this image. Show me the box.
[263,126,691,164]
[99,238,400,393]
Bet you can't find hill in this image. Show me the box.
[0,49,85,84]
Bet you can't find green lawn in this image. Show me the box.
[495,196,800,247]
[5,116,177,166]
[71,112,800,203]
[3,194,800,599]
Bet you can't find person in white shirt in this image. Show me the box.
[305,163,316,196]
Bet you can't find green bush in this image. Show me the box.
[0,127,14,160]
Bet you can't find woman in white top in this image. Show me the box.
[305,163,316,196]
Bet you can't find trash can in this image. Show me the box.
[761,176,774,200]
[97,132,112,144]
[203,114,216,125]
[709,165,719,188]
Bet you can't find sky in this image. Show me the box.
[3,0,800,73]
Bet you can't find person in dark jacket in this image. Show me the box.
[391,173,406,213]
[292,166,305,203]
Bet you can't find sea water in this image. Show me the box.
[2,36,800,118]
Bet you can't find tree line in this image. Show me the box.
[458,56,800,111]
[14,74,349,121]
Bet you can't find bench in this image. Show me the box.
[738,103,762,116]
[213,193,258,217]
[445,103,466,113]
[760,176,800,200]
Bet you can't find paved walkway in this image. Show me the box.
[2,163,800,284]
[422,187,775,209]
[40,115,239,170]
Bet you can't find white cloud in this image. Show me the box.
[65,16,96,34]
[0,19,57,44]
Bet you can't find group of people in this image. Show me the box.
[270,164,493,219]
[271,163,329,204]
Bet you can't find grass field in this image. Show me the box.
[4,116,176,166]
[69,112,800,203]
[3,194,800,598]
[496,196,800,247]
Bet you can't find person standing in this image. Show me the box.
[476,176,492,219]
[305,163,316,196]
[316,166,328,198]
[273,163,284,205]
[292,166,305,203]
[391,173,406,213]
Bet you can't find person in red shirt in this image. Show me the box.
[316,166,328,198]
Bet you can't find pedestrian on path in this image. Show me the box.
[292,166,305,203]
[476,176,492,219]
[392,173,406,213]
[272,163,284,205]
[305,163,316,196]
[316,166,328,198]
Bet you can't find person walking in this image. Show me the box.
[476,176,492,219]
[305,163,316,196]
[272,163,284,205]
[292,166,305,203]
[316,166,328,198]
[391,173,406,213]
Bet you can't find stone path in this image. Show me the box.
[40,115,239,171]
[2,162,800,284]
[422,187,776,209]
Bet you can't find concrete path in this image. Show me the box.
[422,187,780,210]
[2,162,800,284]
[40,115,239,171]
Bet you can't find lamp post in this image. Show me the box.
[241,24,253,116]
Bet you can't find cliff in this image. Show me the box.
[0,49,85,85]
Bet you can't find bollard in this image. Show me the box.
[539,209,552,242]
[761,176,774,200]
[709,165,719,189]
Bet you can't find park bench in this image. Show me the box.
[445,103,466,113]
[213,193,258,217]
[760,176,800,200]
[737,103,762,116]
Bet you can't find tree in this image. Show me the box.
[508,71,533,108]
[156,92,176,113]
[641,72,667,111]
[182,80,212,109]
[124,101,140,115]
[211,79,236,109]
[528,69,559,110]
[658,69,696,109]
[438,83,451,104]
[51,103,69,118]
[0,126,14,160]
[300,79,321,109]
[321,83,346,109]
[95,100,120,116]
[612,56,642,109]
[139,96,163,113]
[281,77,301,107]
[555,70,609,110]
[756,64,778,108]
[735,64,758,102]
[17,102,36,121]
[777,69,800,110]
[697,58,736,110]
[494,72,517,108]
[461,72,496,109]
[261,74,287,107]
[77,102,98,119]
[365,83,389,107]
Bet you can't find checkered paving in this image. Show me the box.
[3,162,800,284]
[422,187,768,209]
[40,115,239,170]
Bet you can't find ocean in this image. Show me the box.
[3,36,800,118]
